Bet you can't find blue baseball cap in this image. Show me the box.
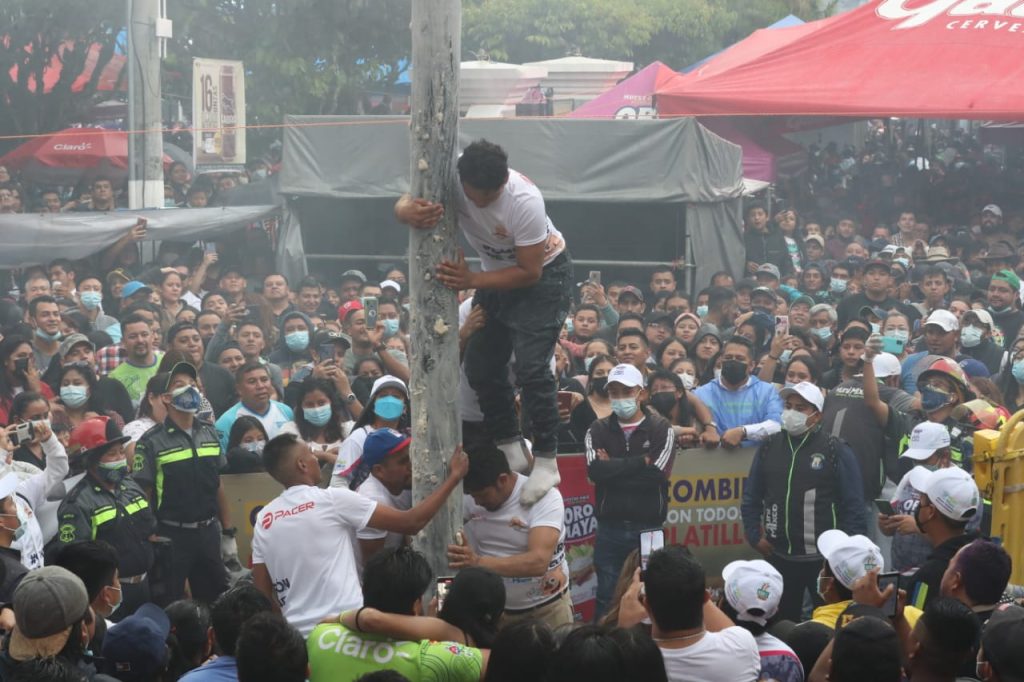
[121,281,153,300]
[101,603,171,681]
[362,428,411,468]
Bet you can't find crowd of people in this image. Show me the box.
[0,130,1017,682]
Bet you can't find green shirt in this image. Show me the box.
[109,353,163,408]
[307,624,483,682]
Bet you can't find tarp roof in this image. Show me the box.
[656,0,1024,120]
[682,14,805,73]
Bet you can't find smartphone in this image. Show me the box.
[13,358,29,376]
[10,421,35,447]
[639,528,666,580]
[881,336,905,355]
[364,296,379,328]
[436,576,454,612]
[557,391,573,413]
[775,315,790,337]
[588,271,601,287]
[878,572,900,617]
[875,498,895,516]
[317,343,336,363]
[203,242,217,255]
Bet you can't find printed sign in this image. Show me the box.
[192,58,246,166]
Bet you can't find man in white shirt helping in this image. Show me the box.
[396,139,572,505]
[251,433,468,636]
[355,428,413,565]
[447,442,573,629]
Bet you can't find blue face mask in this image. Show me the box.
[696,305,709,318]
[611,398,639,421]
[303,404,333,427]
[374,395,405,421]
[920,386,952,413]
[894,258,910,269]
[565,319,575,336]
[60,385,89,408]
[170,385,202,414]
[382,319,401,338]
[870,323,881,335]
[80,291,102,310]
[35,327,61,342]
[960,326,983,348]
[811,326,833,342]
[105,324,123,344]
[1013,359,1024,384]
[285,330,309,352]
[830,278,848,294]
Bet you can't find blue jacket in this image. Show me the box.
[694,376,783,447]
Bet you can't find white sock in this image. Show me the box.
[498,438,531,474]
[521,456,560,506]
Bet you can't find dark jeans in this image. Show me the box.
[157,521,229,605]
[767,553,824,622]
[593,519,647,623]
[464,252,573,455]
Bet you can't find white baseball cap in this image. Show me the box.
[983,204,1003,217]
[607,364,644,389]
[381,279,402,293]
[901,422,952,461]
[370,375,408,399]
[963,309,994,329]
[921,466,981,522]
[0,470,18,501]
[924,309,959,332]
[722,560,785,626]
[817,530,885,590]
[872,352,902,379]
[779,381,824,412]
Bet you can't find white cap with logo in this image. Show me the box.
[779,381,824,412]
[607,364,644,389]
[816,530,884,590]
[924,309,959,332]
[901,422,951,461]
[921,466,981,522]
[722,559,785,626]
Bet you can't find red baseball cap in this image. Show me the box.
[337,299,363,322]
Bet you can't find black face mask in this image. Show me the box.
[721,359,749,386]
[591,377,608,397]
[649,392,677,418]
[914,504,929,534]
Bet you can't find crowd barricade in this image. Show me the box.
[974,415,1024,585]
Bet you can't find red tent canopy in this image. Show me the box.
[8,42,125,95]
[656,0,1024,120]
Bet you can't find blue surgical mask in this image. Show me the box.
[830,278,848,294]
[374,395,405,421]
[97,458,128,485]
[80,291,103,310]
[870,323,881,334]
[170,385,202,414]
[611,398,639,420]
[885,329,909,343]
[894,258,910,269]
[960,325,983,348]
[303,404,332,427]
[285,330,309,352]
[1012,359,1024,384]
[565,319,574,335]
[696,305,709,318]
[60,385,89,408]
[920,386,952,413]
[105,324,122,344]
[811,326,833,342]
[35,327,61,342]
[382,319,400,338]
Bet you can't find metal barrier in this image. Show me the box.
[973,411,1024,585]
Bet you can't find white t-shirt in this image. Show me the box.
[355,475,411,552]
[455,169,565,272]
[330,425,373,488]
[462,473,567,611]
[660,627,761,682]
[458,298,484,422]
[251,485,377,636]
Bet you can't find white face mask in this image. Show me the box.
[782,408,813,436]
[677,372,696,390]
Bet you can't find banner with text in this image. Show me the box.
[192,58,247,167]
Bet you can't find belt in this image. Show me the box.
[160,517,217,529]
[120,572,147,585]
[504,587,569,615]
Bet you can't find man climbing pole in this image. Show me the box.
[396,140,572,504]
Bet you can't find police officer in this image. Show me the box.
[134,362,231,604]
[56,416,156,619]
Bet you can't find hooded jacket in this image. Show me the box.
[268,311,315,377]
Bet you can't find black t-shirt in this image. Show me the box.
[0,547,26,603]
[11,446,44,470]
[906,533,978,611]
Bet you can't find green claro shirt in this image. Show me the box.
[307,623,483,682]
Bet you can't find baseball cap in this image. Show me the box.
[804,234,825,247]
[751,286,778,302]
[982,604,1024,680]
[58,333,94,359]
[164,362,198,392]
[341,269,367,284]
[779,381,824,412]
[982,204,1003,217]
[338,299,363,322]
[370,375,408,400]
[863,259,891,274]
[963,309,995,329]
[924,309,959,332]
[313,329,351,351]
[756,264,781,280]
[880,245,898,256]
[959,358,990,379]
[790,294,814,308]
[872,352,902,379]
[0,471,19,501]
[817,530,884,590]
[992,269,1022,292]
[645,311,675,328]
[921,466,980,522]
[900,422,951,461]
[606,364,644,389]
[618,285,644,302]
[101,603,172,681]
[69,416,130,461]
[121,281,153,300]
[362,428,411,468]
[858,305,886,321]
[9,566,90,660]
[381,279,402,294]
[722,559,785,626]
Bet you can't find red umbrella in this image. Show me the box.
[0,128,178,186]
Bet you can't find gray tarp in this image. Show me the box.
[280,116,746,285]
[0,205,277,268]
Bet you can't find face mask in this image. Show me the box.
[584,356,596,372]
[649,392,677,418]
[374,395,405,421]
[242,440,266,454]
[97,458,128,485]
[285,330,309,352]
[870,323,881,335]
[382,319,401,338]
[565,320,575,336]
[811,326,833,342]
[960,325,983,348]
[80,291,102,310]
[696,305,709,318]
[920,386,952,413]
[611,398,639,421]
[1013,359,1024,384]
[894,258,910,269]
[678,373,696,390]
[914,504,930,534]
[303,404,333,427]
[104,584,123,617]
[779,349,793,365]
[885,329,909,343]
[830,278,848,294]
[386,349,409,367]
[989,305,1012,315]
[591,377,609,397]
[0,506,26,542]
[105,324,122,344]
[170,385,202,414]
[35,327,61,342]
[721,359,748,386]
[60,385,89,408]
[816,575,832,600]
[782,409,813,436]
